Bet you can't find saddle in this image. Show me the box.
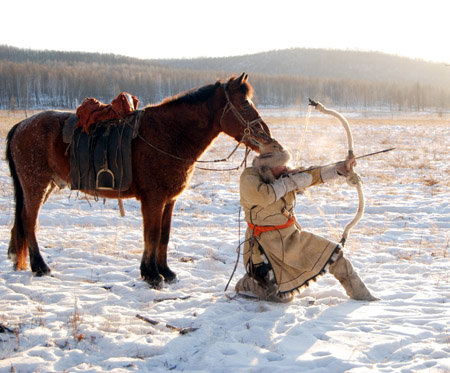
[63,110,143,192]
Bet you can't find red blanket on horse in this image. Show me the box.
[76,92,139,133]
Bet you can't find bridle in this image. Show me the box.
[220,83,272,146]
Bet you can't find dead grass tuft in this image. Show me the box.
[421,177,439,186]
[68,298,84,343]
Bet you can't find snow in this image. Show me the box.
[1,110,449,372]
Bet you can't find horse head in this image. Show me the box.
[219,73,272,152]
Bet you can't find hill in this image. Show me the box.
[0,45,160,68]
[153,48,450,90]
[1,45,449,110]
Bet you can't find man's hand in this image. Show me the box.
[270,165,288,179]
[336,157,357,176]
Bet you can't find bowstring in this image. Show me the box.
[294,104,311,167]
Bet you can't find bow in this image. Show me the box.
[308,99,365,247]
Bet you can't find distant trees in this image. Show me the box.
[249,73,449,111]
[1,46,449,111]
[0,58,223,110]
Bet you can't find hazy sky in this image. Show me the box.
[1,0,448,64]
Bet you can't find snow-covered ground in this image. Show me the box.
[1,110,449,372]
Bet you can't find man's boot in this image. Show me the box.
[235,273,293,303]
[329,251,379,301]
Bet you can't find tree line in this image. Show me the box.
[1,48,449,112]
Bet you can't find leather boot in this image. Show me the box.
[329,251,379,301]
[235,273,293,303]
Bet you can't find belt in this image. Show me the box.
[247,216,296,237]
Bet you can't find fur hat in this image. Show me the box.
[252,140,292,183]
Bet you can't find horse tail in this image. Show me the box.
[6,122,25,238]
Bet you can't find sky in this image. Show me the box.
[1,0,449,64]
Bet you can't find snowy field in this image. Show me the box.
[0,109,449,372]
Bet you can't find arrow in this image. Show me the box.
[290,147,395,175]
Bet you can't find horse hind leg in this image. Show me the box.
[7,127,28,271]
[6,188,50,273]
[24,182,56,276]
[8,224,28,271]
[9,179,55,274]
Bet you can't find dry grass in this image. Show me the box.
[0,110,37,137]
[262,111,449,187]
[0,109,77,137]
[1,109,449,189]
[421,176,439,186]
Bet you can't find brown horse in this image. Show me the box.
[6,73,272,288]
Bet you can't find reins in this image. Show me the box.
[136,131,236,164]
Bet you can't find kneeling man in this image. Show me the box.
[236,139,378,303]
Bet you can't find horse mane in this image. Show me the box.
[155,76,254,107]
[159,82,218,106]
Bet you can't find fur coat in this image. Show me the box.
[240,166,338,293]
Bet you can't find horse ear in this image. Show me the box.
[228,73,248,89]
[237,72,248,85]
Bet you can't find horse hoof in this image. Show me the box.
[164,275,178,284]
[143,274,164,289]
[161,269,177,283]
[34,265,51,277]
[7,247,16,261]
[9,253,18,266]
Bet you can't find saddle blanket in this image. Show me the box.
[76,92,139,134]
[64,111,142,192]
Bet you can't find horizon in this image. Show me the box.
[4,44,445,65]
[1,0,449,65]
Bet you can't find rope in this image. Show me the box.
[137,132,230,164]
[224,207,243,292]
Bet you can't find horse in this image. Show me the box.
[6,73,272,289]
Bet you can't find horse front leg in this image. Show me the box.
[28,233,51,276]
[157,200,177,283]
[140,198,164,288]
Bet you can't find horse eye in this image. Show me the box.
[241,100,251,110]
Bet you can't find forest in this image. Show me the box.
[1,45,449,111]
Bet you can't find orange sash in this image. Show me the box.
[247,216,296,237]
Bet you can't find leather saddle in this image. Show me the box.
[63,111,143,192]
